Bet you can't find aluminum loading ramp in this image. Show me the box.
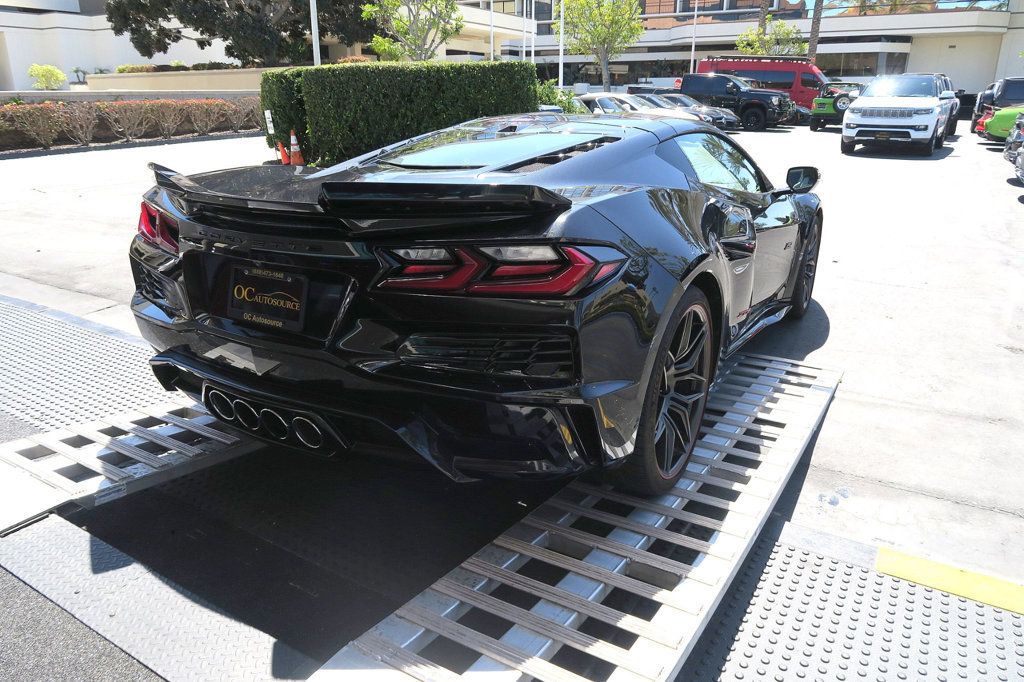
[315,354,842,682]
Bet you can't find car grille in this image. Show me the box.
[858,108,916,118]
[398,333,575,378]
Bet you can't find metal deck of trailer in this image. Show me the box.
[1,295,1021,682]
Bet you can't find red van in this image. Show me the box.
[697,56,828,109]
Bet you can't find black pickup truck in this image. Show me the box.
[678,73,792,131]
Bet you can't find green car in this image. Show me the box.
[983,106,1024,141]
[809,82,862,131]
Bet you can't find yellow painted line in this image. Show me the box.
[875,547,1024,615]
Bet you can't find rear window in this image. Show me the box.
[997,80,1024,104]
[381,131,607,169]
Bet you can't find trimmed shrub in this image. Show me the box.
[29,64,67,91]
[149,100,188,139]
[98,100,152,141]
[260,67,309,155]
[300,61,539,165]
[154,64,190,72]
[186,99,227,135]
[191,61,238,70]
[335,55,372,64]
[115,64,157,74]
[224,97,261,132]
[2,102,63,148]
[60,101,99,145]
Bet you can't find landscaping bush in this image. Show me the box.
[154,64,190,72]
[260,67,309,155]
[60,102,99,145]
[115,64,157,74]
[299,61,539,164]
[224,97,261,132]
[186,99,227,135]
[335,55,372,63]
[98,100,152,141]
[1,102,63,148]
[149,100,188,139]
[192,61,238,70]
[29,64,67,91]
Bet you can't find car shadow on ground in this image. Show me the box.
[742,299,830,362]
[1008,177,1023,188]
[849,145,955,161]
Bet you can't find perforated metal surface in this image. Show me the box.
[0,298,171,429]
[0,515,319,681]
[314,354,842,682]
[680,534,1024,682]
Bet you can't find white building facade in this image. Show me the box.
[516,0,1023,94]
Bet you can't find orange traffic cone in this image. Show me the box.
[276,141,290,165]
[289,129,305,166]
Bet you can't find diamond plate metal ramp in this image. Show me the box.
[0,402,262,534]
[0,297,171,429]
[680,532,1024,682]
[313,354,842,682]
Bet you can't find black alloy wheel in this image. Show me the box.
[742,108,766,131]
[841,139,856,154]
[787,216,821,319]
[613,288,714,496]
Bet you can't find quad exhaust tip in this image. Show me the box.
[292,416,324,449]
[207,389,235,422]
[260,408,289,440]
[233,399,260,430]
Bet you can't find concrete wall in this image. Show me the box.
[907,34,1003,93]
[0,11,235,90]
[87,68,265,91]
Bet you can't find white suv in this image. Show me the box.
[841,74,957,157]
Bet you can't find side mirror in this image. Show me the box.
[940,90,956,100]
[785,166,819,194]
[725,83,738,94]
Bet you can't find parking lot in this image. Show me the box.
[1,124,1023,680]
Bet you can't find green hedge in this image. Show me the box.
[260,61,538,166]
[260,67,311,158]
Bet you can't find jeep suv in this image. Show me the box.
[841,74,956,157]
[678,73,791,130]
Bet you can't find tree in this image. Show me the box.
[757,0,772,30]
[361,0,464,61]
[735,15,807,56]
[105,0,374,66]
[555,0,644,90]
[807,0,824,59]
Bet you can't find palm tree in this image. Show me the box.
[758,0,772,29]
[807,0,824,59]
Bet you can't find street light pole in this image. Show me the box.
[689,0,698,74]
[530,0,536,64]
[522,0,527,61]
[309,0,321,66]
[489,1,495,60]
[557,0,564,87]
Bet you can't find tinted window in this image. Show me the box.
[675,133,762,193]
[801,72,822,89]
[595,97,623,112]
[860,76,937,98]
[666,93,700,107]
[997,80,1024,104]
[384,132,606,169]
[684,76,709,94]
[734,69,795,90]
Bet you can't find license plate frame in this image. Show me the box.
[226,266,308,333]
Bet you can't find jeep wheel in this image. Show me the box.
[809,118,820,131]
[946,117,957,138]
[834,95,851,112]
[841,140,856,154]
[742,108,766,131]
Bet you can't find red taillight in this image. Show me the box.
[137,201,179,254]
[378,244,624,297]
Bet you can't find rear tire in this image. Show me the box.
[612,287,715,496]
[741,108,766,131]
[946,116,957,137]
[809,118,820,131]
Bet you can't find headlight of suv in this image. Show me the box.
[771,96,781,106]
[912,107,939,115]
[699,114,713,123]
[848,108,862,115]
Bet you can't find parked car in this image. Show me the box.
[129,114,822,495]
[679,73,793,130]
[658,93,742,130]
[841,74,956,157]
[907,73,962,137]
[973,83,995,131]
[983,105,1024,141]
[697,55,828,109]
[577,92,700,123]
[810,81,863,131]
[1003,112,1024,164]
[634,92,740,129]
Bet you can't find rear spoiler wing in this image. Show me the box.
[149,164,572,231]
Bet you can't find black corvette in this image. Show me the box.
[130,113,822,495]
